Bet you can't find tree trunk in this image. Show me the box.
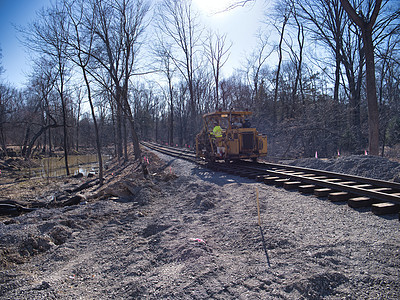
[25,123,61,159]
[340,0,381,155]
[0,125,8,157]
[169,77,174,146]
[363,31,379,155]
[116,102,123,161]
[22,126,31,157]
[48,126,52,155]
[273,14,288,127]
[123,112,128,162]
[82,66,103,185]
[60,88,70,175]
[75,99,81,152]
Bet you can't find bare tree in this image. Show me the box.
[73,87,83,152]
[153,40,176,145]
[21,4,72,173]
[296,0,366,150]
[205,31,231,109]
[340,0,381,155]
[157,0,203,143]
[23,61,58,158]
[0,84,16,156]
[244,33,273,107]
[297,0,345,103]
[272,2,292,126]
[225,0,255,11]
[0,47,4,76]
[63,0,105,184]
[88,0,150,165]
[290,4,305,109]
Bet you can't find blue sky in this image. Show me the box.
[195,0,269,75]
[0,0,267,88]
[0,0,51,87]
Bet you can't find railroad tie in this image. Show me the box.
[314,188,333,197]
[301,173,317,177]
[256,175,266,182]
[263,176,280,185]
[299,185,316,194]
[274,178,290,187]
[311,176,328,180]
[347,197,372,208]
[289,172,306,176]
[328,191,351,202]
[370,187,393,193]
[371,202,400,215]
[339,181,357,185]
[324,178,342,182]
[283,181,302,190]
[353,184,373,189]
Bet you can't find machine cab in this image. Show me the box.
[195,111,267,162]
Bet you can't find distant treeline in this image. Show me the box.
[0,0,399,167]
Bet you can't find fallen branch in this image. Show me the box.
[0,202,36,216]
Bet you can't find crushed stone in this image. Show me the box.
[0,150,399,299]
[286,155,400,182]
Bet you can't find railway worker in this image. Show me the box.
[232,117,242,128]
[211,121,225,157]
[212,122,223,138]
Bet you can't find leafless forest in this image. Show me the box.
[0,0,399,173]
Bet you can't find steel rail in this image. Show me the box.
[142,142,400,206]
[264,169,400,204]
[142,141,197,161]
[238,160,400,191]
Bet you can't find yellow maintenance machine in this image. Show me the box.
[195,110,267,162]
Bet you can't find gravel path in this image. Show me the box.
[1,153,399,299]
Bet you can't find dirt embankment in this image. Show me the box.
[0,150,399,299]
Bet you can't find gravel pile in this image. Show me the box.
[286,155,400,182]
[1,152,399,299]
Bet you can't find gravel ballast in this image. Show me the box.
[286,155,400,182]
[1,152,399,299]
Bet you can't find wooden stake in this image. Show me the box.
[256,187,261,226]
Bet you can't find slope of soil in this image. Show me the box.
[1,150,399,299]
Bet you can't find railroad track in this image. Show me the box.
[142,141,400,219]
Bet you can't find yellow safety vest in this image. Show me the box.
[212,125,223,138]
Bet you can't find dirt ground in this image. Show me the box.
[0,150,399,299]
